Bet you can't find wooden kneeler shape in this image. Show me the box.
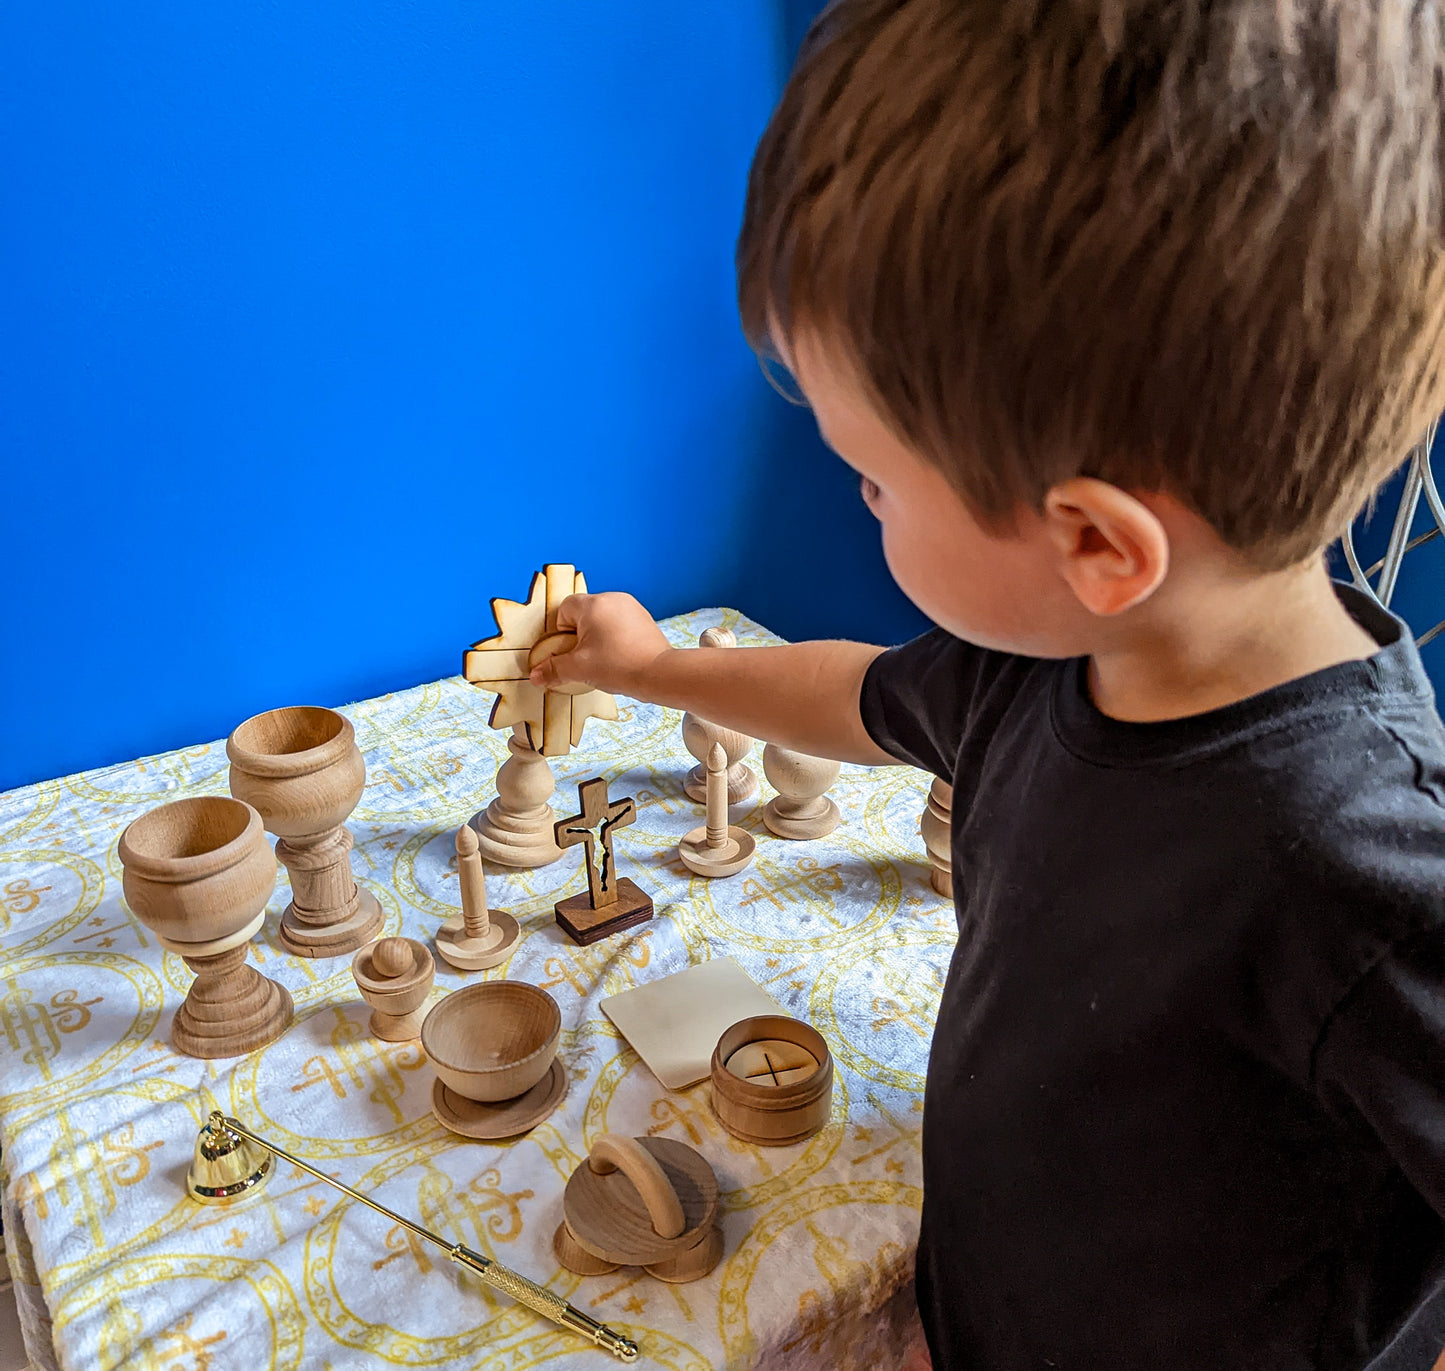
[553,1135,723,1284]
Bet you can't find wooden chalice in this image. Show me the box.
[227,705,383,958]
[118,797,294,1058]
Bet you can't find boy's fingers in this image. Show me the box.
[554,594,588,631]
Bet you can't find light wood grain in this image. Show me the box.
[920,776,953,898]
[352,936,434,1041]
[556,1134,721,1281]
[678,743,755,878]
[470,728,564,869]
[118,797,293,1058]
[762,744,842,840]
[227,706,382,958]
[711,1014,834,1146]
[681,627,758,803]
[420,981,560,1102]
[436,824,520,970]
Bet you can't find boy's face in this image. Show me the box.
[787,333,1091,657]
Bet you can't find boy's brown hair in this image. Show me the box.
[738,0,1445,568]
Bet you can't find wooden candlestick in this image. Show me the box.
[552,778,654,945]
[920,777,953,898]
[118,797,293,1059]
[227,706,383,958]
[681,628,758,804]
[352,936,435,1040]
[436,825,521,970]
[554,1134,723,1284]
[678,744,755,878]
[762,744,842,840]
[470,727,565,868]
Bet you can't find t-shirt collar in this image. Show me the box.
[1049,581,1433,767]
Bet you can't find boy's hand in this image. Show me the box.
[529,592,672,699]
[528,592,892,764]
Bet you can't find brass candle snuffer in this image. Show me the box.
[187,1111,640,1364]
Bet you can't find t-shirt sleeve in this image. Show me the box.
[1312,924,1445,1218]
[858,627,1010,779]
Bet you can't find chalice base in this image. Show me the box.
[279,886,383,959]
[172,946,294,1059]
[762,796,841,841]
[469,802,563,868]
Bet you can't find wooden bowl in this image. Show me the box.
[710,1015,833,1146]
[119,798,276,948]
[227,706,365,839]
[421,982,561,1102]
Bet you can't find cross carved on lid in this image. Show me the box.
[554,777,637,910]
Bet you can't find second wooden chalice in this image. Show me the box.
[118,797,294,1058]
[227,705,383,958]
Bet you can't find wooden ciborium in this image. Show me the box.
[118,797,294,1058]
[227,705,383,958]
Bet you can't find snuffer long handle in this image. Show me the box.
[210,1114,638,1363]
[449,1246,639,1363]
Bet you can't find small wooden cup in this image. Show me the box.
[227,705,383,959]
[710,1015,833,1146]
[118,797,294,1059]
[352,936,434,1040]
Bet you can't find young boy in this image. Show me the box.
[534,1,1445,1365]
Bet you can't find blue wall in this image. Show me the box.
[10,0,1434,793]
[0,1,923,792]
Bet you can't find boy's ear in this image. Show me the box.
[1042,478,1169,616]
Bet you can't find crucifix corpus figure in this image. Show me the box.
[553,777,654,946]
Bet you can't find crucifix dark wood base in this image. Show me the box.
[553,777,654,946]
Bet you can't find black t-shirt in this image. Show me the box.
[859,585,1445,1370]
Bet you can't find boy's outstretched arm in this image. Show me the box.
[529,592,895,767]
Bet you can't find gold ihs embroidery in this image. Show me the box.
[291,1010,426,1124]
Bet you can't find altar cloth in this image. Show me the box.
[0,608,946,1371]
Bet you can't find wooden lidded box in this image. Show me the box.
[710,1014,833,1146]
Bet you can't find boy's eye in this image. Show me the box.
[859,476,881,503]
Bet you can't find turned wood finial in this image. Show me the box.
[455,823,492,938]
[351,936,435,1042]
[762,744,842,840]
[681,628,757,804]
[705,743,729,847]
[372,936,415,979]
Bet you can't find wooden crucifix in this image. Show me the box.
[553,777,654,946]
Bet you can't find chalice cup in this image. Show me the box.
[119,797,294,1058]
[227,705,384,958]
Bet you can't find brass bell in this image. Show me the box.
[186,1110,273,1204]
